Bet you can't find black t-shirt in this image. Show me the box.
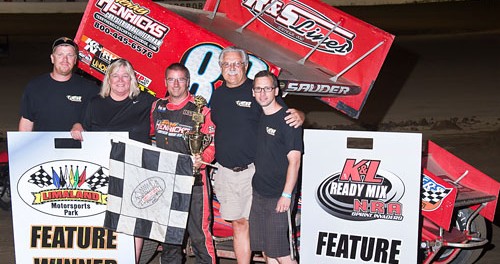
[252,107,303,198]
[20,73,99,131]
[210,79,262,168]
[82,92,156,144]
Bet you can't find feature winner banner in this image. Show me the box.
[301,130,421,263]
[204,0,394,118]
[75,0,280,100]
[7,132,134,264]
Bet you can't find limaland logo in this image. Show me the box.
[316,159,405,221]
[17,160,109,218]
[242,0,355,55]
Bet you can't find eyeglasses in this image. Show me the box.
[253,86,275,93]
[166,77,188,84]
[220,62,246,69]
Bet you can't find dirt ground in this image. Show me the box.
[0,1,499,263]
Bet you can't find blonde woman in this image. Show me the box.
[70,58,156,263]
[71,58,155,143]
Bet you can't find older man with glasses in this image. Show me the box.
[210,46,304,263]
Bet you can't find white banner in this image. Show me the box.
[7,132,134,264]
[300,130,421,263]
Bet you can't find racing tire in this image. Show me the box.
[434,208,487,264]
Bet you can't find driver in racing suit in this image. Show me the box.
[150,63,216,264]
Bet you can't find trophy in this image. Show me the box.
[183,95,212,185]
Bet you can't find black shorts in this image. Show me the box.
[249,191,293,258]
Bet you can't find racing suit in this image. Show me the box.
[150,94,216,264]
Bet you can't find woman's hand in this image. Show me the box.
[70,123,84,141]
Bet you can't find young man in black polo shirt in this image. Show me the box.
[249,70,302,264]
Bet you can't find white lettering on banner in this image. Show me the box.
[328,182,365,196]
[97,0,149,15]
[155,120,192,137]
[316,232,401,263]
[286,82,352,95]
[242,0,354,54]
[326,182,389,199]
[96,0,168,39]
[84,37,102,54]
[281,5,352,36]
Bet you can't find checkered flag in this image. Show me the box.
[422,188,451,205]
[28,166,52,188]
[104,136,194,245]
[86,167,108,191]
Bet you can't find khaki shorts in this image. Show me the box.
[213,163,254,221]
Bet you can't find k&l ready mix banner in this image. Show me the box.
[301,130,421,263]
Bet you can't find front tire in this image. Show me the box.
[434,208,487,264]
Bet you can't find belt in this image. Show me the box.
[229,165,248,172]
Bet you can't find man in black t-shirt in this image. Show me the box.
[210,46,304,264]
[249,70,302,264]
[19,37,98,131]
